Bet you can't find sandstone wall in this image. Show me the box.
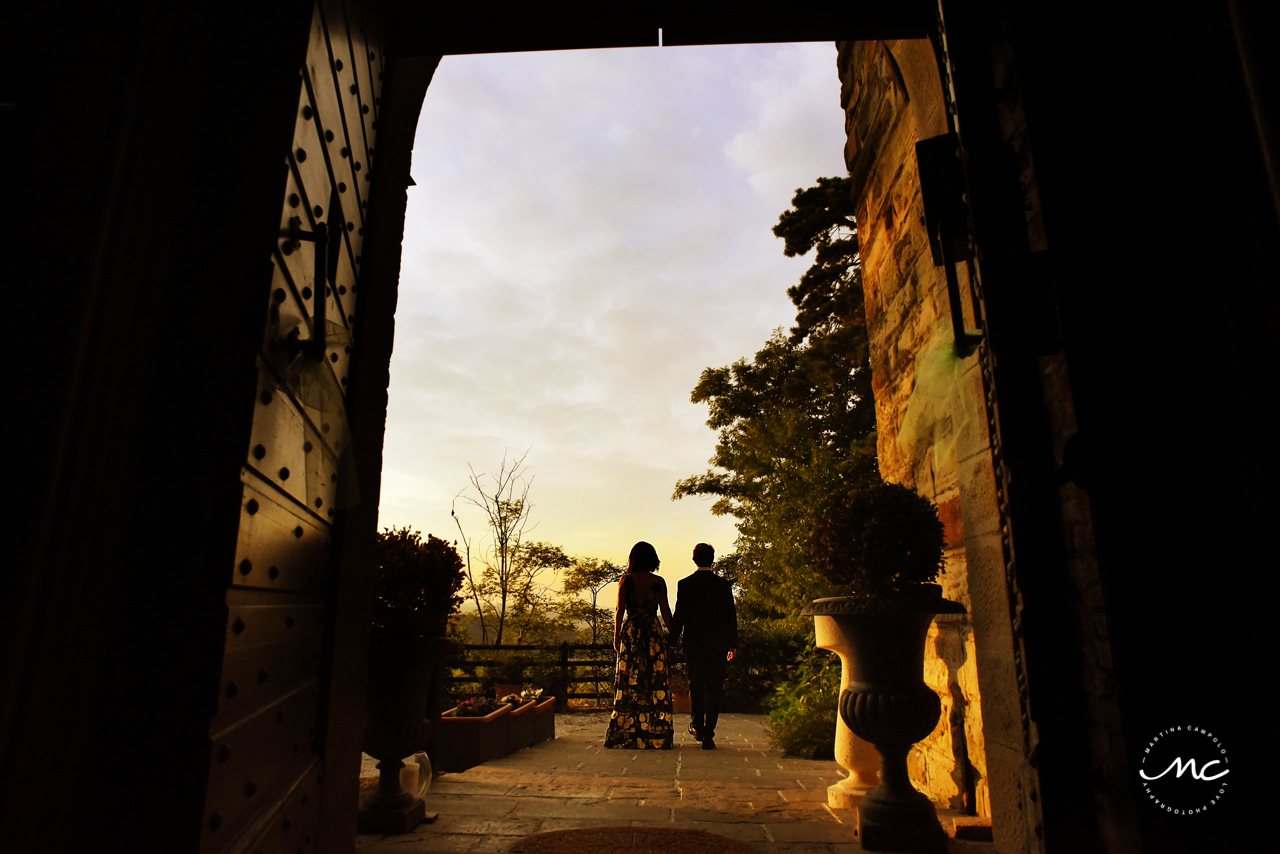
[838,37,991,818]
[838,30,1133,853]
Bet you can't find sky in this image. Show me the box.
[376,41,847,607]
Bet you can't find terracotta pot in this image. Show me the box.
[802,586,964,854]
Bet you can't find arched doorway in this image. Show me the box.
[7,2,1273,853]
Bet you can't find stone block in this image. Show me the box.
[938,495,964,553]
[356,796,426,836]
[957,454,1001,538]
[419,793,517,818]
[427,814,541,837]
[469,835,530,853]
[982,742,1036,854]
[766,820,857,843]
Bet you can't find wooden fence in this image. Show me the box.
[444,640,804,710]
[444,642,628,705]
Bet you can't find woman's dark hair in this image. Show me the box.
[628,541,660,573]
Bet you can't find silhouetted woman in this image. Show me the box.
[604,541,674,749]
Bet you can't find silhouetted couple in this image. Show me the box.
[604,542,737,751]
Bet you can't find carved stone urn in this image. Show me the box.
[811,613,883,809]
[359,635,461,834]
[802,586,964,853]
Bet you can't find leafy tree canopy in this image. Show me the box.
[773,176,866,388]
[675,177,877,626]
[561,557,622,645]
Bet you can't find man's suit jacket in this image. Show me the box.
[670,570,738,657]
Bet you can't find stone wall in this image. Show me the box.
[837,37,1009,825]
[837,28,1138,852]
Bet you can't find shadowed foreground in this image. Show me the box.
[357,713,994,853]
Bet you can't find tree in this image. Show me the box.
[773,176,865,386]
[561,557,622,645]
[501,541,574,644]
[673,178,877,625]
[451,450,571,645]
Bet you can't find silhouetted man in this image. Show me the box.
[669,543,737,750]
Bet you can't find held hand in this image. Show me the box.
[726,649,736,662]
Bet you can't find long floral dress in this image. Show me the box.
[604,574,674,749]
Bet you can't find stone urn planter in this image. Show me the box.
[810,612,882,809]
[360,635,462,834]
[361,528,467,834]
[802,588,964,854]
[802,480,959,853]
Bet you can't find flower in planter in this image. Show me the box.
[455,696,506,717]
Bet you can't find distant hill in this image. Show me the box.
[450,611,586,646]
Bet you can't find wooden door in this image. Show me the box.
[200,3,385,851]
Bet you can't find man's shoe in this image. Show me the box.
[688,724,702,741]
[701,737,716,750]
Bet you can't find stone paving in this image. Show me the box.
[356,713,995,854]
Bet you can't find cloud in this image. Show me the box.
[380,43,846,569]
[725,44,849,202]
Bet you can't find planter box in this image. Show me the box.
[430,703,512,773]
[508,701,537,753]
[532,697,556,744]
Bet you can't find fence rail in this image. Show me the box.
[443,640,802,708]
[442,642,621,703]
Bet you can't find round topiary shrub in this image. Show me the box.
[808,481,946,597]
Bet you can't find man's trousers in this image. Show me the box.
[687,651,728,737]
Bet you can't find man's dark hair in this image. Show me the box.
[693,543,715,568]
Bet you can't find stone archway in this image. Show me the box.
[8,2,1273,853]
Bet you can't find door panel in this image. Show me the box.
[200,2,383,851]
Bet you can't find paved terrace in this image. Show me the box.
[356,713,995,854]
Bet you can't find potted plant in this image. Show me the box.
[800,480,963,854]
[360,527,465,834]
[493,658,528,698]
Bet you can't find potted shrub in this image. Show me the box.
[800,480,964,854]
[360,527,465,834]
